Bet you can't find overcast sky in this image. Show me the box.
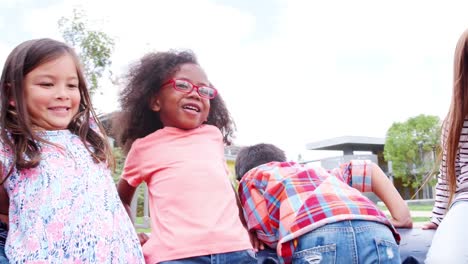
[1,0,467,160]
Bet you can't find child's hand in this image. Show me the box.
[389,216,413,228]
[421,222,438,230]
[138,232,149,246]
[248,231,265,252]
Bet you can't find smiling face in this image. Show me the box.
[23,53,81,130]
[151,63,211,130]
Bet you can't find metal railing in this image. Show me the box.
[130,183,151,229]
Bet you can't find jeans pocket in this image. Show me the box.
[292,244,336,264]
[237,249,257,263]
[375,239,400,263]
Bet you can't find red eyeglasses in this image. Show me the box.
[162,79,218,99]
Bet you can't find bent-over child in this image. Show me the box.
[236,143,412,264]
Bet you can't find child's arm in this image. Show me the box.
[117,179,137,223]
[370,163,413,228]
[117,179,150,245]
[231,183,264,251]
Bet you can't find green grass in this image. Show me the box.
[378,203,433,212]
[412,216,430,222]
[378,203,433,222]
[379,214,429,223]
[135,217,151,233]
[407,204,433,211]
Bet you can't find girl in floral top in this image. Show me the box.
[0,38,144,263]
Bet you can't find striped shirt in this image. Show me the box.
[238,160,399,264]
[431,119,468,225]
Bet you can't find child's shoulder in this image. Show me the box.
[261,161,300,169]
[0,137,13,160]
[143,125,221,140]
[248,161,301,177]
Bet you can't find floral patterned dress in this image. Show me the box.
[1,130,144,263]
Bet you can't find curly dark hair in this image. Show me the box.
[0,38,113,181]
[235,143,286,180]
[113,50,235,153]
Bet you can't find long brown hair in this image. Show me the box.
[0,38,113,182]
[444,29,468,206]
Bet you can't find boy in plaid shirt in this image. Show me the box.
[236,143,412,264]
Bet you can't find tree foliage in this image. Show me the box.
[112,147,125,183]
[384,114,441,188]
[58,8,115,94]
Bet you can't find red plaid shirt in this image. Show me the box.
[238,160,399,264]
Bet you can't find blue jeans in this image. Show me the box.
[293,220,401,264]
[0,244,7,264]
[0,222,7,264]
[158,249,257,264]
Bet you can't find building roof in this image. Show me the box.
[306,136,385,152]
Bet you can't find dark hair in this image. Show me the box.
[235,143,286,180]
[444,28,468,206]
[0,38,113,181]
[113,50,235,153]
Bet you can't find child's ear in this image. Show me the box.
[150,96,161,112]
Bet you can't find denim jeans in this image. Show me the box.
[158,249,257,264]
[0,221,7,264]
[426,201,468,263]
[292,220,401,264]
[0,244,7,264]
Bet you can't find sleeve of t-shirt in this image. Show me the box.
[121,140,145,187]
[238,168,277,248]
[431,127,449,226]
[332,160,373,192]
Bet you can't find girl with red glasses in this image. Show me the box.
[114,50,257,264]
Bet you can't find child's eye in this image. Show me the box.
[68,84,79,89]
[39,83,53,87]
[175,81,192,91]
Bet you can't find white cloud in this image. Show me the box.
[0,15,4,31]
[0,42,10,68]
[223,0,468,159]
[3,0,468,160]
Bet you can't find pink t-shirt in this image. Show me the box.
[122,125,252,263]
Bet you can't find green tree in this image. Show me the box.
[58,8,115,95]
[384,114,441,189]
[112,147,125,183]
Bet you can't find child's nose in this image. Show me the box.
[55,85,70,99]
[187,88,201,100]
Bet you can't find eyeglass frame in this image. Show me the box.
[161,79,218,99]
